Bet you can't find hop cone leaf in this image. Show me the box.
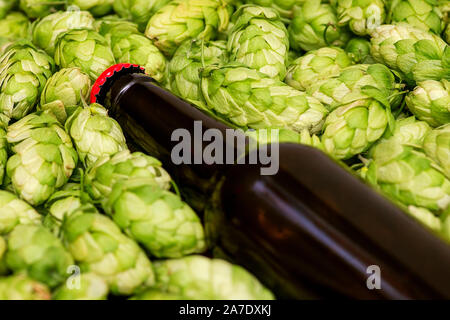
[227,5,289,80]
[0,0,16,19]
[407,205,442,231]
[52,273,109,300]
[98,19,167,82]
[0,274,51,300]
[288,0,350,52]
[6,112,78,206]
[0,235,6,275]
[423,123,450,179]
[0,41,55,127]
[285,47,353,91]
[405,79,450,127]
[201,64,329,134]
[144,0,232,57]
[370,23,449,85]
[65,103,127,168]
[0,190,42,235]
[102,178,207,258]
[67,0,114,17]
[153,255,275,300]
[335,0,386,36]
[6,224,74,287]
[54,29,116,81]
[32,10,96,56]
[389,0,444,35]
[113,0,171,32]
[244,0,305,23]
[0,11,30,41]
[39,68,91,125]
[61,211,155,295]
[19,0,65,19]
[85,150,172,201]
[169,39,228,108]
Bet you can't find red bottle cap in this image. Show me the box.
[90,63,145,104]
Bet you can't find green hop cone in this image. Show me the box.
[43,183,96,235]
[52,273,109,300]
[130,289,186,300]
[345,37,373,63]
[423,123,450,179]
[145,0,232,57]
[54,29,116,81]
[153,255,275,300]
[39,68,92,125]
[307,64,403,110]
[405,79,450,127]
[201,64,329,134]
[0,41,54,127]
[169,39,228,108]
[335,0,386,36]
[6,112,78,206]
[102,178,206,258]
[0,0,16,19]
[247,127,324,150]
[32,10,96,56]
[61,211,155,295]
[365,117,450,215]
[244,0,305,23]
[227,5,289,80]
[113,0,171,32]
[285,47,353,91]
[288,0,350,52]
[19,0,65,19]
[65,103,127,168]
[85,150,172,201]
[389,0,444,35]
[321,99,393,159]
[98,19,167,82]
[370,23,449,85]
[0,12,30,41]
[67,0,114,17]
[0,128,7,184]
[6,224,74,287]
[0,274,51,300]
[0,190,42,235]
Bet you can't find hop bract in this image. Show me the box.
[244,0,305,23]
[423,124,450,179]
[52,273,109,300]
[67,0,114,17]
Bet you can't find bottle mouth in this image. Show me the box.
[90,63,146,106]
